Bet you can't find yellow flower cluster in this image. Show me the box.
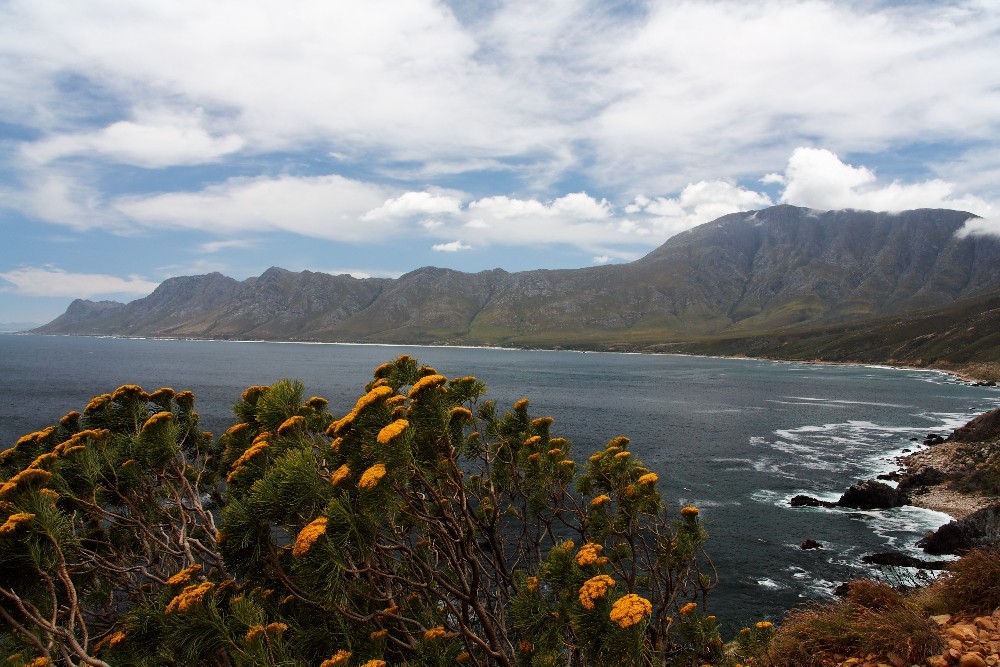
[330,385,396,435]
[590,495,610,508]
[54,429,109,455]
[370,629,388,640]
[359,463,387,490]
[320,650,352,667]
[423,626,447,640]
[450,406,473,421]
[107,630,127,647]
[112,384,148,402]
[377,419,409,445]
[607,436,630,448]
[638,472,658,485]
[241,385,269,402]
[277,415,305,435]
[456,652,470,663]
[523,435,541,447]
[588,451,603,462]
[293,517,328,557]
[28,452,58,469]
[166,563,202,586]
[225,423,249,438]
[141,411,173,432]
[755,620,773,630]
[331,464,350,486]
[513,398,529,411]
[680,602,698,615]
[26,659,51,667]
[408,374,447,398]
[560,459,575,467]
[385,395,407,406]
[165,582,214,614]
[0,469,52,498]
[578,574,616,609]
[614,451,630,460]
[547,448,562,457]
[531,416,554,428]
[266,622,288,634]
[0,512,35,535]
[576,543,609,567]
[609,594,652,628]
[360,660,386,667]
[231,434,271,468]
[680,506,700,518]
[245,625,266,641]
[84,394,112,414]
[307,395,329,409]
[527,453,540,462]
[526,576,539,592]
[518,641,533,652]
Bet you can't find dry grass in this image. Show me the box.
[915,546,1000,615]
[767,580,943,667]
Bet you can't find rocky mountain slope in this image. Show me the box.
[35,205,1000,348]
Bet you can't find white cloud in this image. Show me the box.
[362,191,463,220]
[22,109,245,168]
[432,241,472,252]
[198,239,258,253]
[114,174,396,241]
[0,266,159,298]
[955,217,1000,238]
[778,147,991,213]
[592,255,611,264]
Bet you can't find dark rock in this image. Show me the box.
[910,437,919,441]
[837,479,908,510]
[861,551,948,570]
[833,582,852,597]
[799,539,822,550]
[878,471,901,481]
[789,495,836,508]
[897,466,946,493]
[918,503,1000,555]
[947,408,1000,443]
[924,434,945,445]
[902,448,911,453]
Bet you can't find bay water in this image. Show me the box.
[2,334,998,630]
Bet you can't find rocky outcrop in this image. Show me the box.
[948,408,1000,444]
[837,479,909,510]
[918,503,1000,555]
[860,551,948,570]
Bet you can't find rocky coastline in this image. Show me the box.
[791,407,1000,559]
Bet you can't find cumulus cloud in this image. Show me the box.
[432,241,472,252]
[114,174,396,241]
[624,181,773,239]
[22,109,245,168]
[363,191,462,220]
[0,266,159,298]
[955,217,1000,238]
[777,147,991,213]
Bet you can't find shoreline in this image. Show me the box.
[897,439,999,522]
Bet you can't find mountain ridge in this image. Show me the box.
[34,205,1000,355]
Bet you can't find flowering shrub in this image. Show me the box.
[0,356,721,666]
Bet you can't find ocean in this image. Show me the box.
[2,334,998,629]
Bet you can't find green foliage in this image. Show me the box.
[1,356,724,666]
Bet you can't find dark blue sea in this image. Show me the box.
[2,334,998,630]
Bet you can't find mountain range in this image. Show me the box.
[33,205,1000,364]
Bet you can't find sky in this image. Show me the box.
[2,0,1000,325]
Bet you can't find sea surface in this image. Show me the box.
[2,334,998,630]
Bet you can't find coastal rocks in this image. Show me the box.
[789,480,908,511]
[790,494,836,508]
[925,433,946,446]
[859,551,948,570]
[800,539,823,550]
[898,466,948,494]
[949,408,1000,443]
[918,503,1000,555]
[837,479,909,510]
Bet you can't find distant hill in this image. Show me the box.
[34,205,1000,364]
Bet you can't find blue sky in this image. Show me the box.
[1,0,999,324]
